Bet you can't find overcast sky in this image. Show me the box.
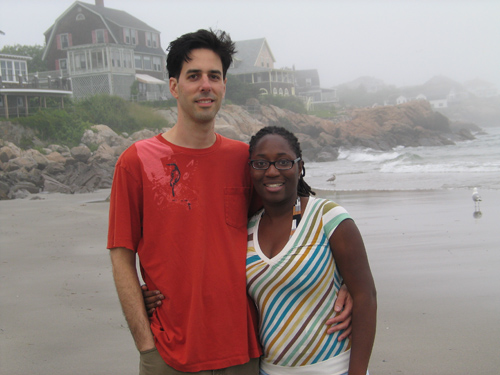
[1,0,499,88]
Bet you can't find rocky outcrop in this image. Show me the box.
[0,100,479,199]
[0,124,146,199]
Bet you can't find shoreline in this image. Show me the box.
[1,188,499,374]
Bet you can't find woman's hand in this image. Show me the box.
[141,285,164,316]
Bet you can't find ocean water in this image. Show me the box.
[306,126,500,192]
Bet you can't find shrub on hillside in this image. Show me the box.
[15,109,90,147]
[74,94,169,134]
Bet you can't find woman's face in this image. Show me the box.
[249,134,302,207]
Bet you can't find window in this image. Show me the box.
[1,60,28,82]
[95,29,106,43]
[153,57,161,71]
[125,52,132,69]
[152,33,158,48]
[60,34,70,49]
[1,60,14,81]
[76,13,85,21]
[14,61,27,79]
[112,50,121,67]
[124,29,137,45]
[124,28,131,44]
[146,32,152,47]
[143,56,152,70]
[92,51,105,69]
[74,52,87,71]
[135,55,143,69]
[59,59,68,70]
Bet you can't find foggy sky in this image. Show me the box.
[1,0,499,89]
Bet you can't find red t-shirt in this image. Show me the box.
[107,134,261,371]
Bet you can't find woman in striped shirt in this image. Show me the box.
[246,126,376,375]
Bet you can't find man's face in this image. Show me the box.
[169,48,227,126]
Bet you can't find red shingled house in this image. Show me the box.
[42,0,167,100]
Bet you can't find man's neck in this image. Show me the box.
[162,121,216,149]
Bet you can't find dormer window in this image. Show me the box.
[60,34,69,49]
[124,28,137,45]
[124,28,131,44]
[57,33,72,50]
[146,32,152,47]
[94,29,107,44]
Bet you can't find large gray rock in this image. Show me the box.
[5,156,38,172]
[90,143,116,164]
[0,145,20,163]
[24,149,49,170]
[129,129,157,141]
[70,145,92,163]
[45,151,66,164]
[43,174,74,194]
[81,124,123,147]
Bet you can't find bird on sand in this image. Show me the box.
[327,175,336,183]
[472,187,482,203]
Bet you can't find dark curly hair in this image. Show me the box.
[249,126,316,197]
[166,29,236,79]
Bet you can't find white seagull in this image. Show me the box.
[472,187,482,203]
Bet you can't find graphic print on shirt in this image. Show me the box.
[166,163,180,196]
[135,138,196,211]
[161,161,195,210]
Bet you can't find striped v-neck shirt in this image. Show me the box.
[246,197,352,370]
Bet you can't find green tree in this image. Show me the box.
[225,74,260,105]
[0,44,47,73]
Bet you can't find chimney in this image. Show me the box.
[95,0,104,7]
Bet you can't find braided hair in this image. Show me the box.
[248,126,316,197]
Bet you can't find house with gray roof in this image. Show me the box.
[229,38,295,96]
[294,69,338,110]
[42,0,167,100]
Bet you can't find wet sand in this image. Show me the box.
[1,188,499,374]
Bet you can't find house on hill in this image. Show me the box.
[294,69,338,110]
[42,0,167,100]
[229,38,295,97]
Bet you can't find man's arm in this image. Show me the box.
[110,247,155,352]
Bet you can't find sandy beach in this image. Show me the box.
[1,188,499,375]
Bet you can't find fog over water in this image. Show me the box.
[1,0,499,88]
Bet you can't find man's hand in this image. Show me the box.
[141,285,164,316]
[325,284,353,340]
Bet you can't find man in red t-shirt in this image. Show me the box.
[108,29,352,375]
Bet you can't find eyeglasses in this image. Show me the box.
[249,157,301,170]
